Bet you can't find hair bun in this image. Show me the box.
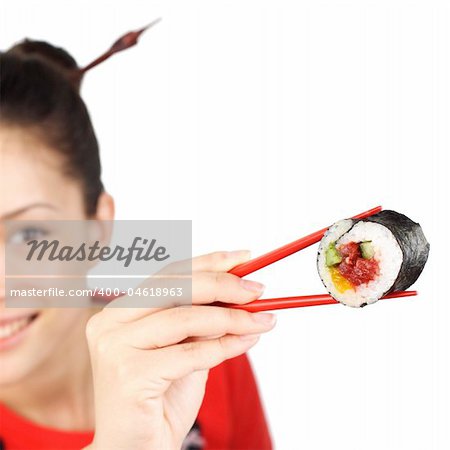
[6,39,83,92]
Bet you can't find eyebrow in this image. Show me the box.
[1,203,58,220]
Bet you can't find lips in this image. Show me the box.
[0,313,39,341]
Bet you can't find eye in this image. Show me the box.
[8,227,49,244]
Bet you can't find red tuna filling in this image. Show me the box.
[337,242,379,286]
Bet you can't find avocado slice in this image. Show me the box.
[325,242,342,266]
[360,241,374,259]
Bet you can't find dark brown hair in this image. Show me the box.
[0,41,103,215]
[0,21,159,215]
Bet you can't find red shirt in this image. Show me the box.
[0,354,272,450]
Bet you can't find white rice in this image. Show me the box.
[317,220,403,307]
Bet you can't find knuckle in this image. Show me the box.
[224,306,237,323]
[115,355,140,381]
[91,329,116,356]
[170,306,191,325]
[228,308,251,326]
[211,272,223,302]
[210,251,229,266]
[213,271,221,286]
[201,251,228,269]
[211,272,236,301]
[85,312,102,341]
[180,340,197,357]
[217,335,229,356]
[88,330,120,360]
[213,271,230,287]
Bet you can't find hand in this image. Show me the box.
[85,251,276,450]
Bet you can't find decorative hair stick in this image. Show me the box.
[77,18,162,76]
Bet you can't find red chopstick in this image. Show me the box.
[229,205,382,277]
[213,290,417,312]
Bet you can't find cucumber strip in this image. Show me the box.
[325,242,342,266]
[360,241,374,259]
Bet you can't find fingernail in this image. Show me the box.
[228,250,251,259]
[252,312,277,326]
[239,333,261,341]
[240,279,265,293]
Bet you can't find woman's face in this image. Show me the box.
[0,124,112,385]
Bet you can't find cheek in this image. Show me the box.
[0,309,89,385]
[31,309,86,343]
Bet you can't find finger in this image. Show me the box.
[155,334,261,381]
[190,250,251,272]
[100,254,261,323]
[191,271,264,305]
[100,275,188,323]
[153,250,251,276]
[102,270,265,324]
[120,306,276,348]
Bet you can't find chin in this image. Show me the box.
[0,309,46,384]
[0,307,92,386]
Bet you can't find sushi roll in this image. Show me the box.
[317,210,430,307]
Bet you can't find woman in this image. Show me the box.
[0,35,276,450]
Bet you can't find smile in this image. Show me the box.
[0,313,39,346]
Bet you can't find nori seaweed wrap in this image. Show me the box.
[317,210,430,307]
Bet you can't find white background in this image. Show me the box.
[2,1,449,449]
